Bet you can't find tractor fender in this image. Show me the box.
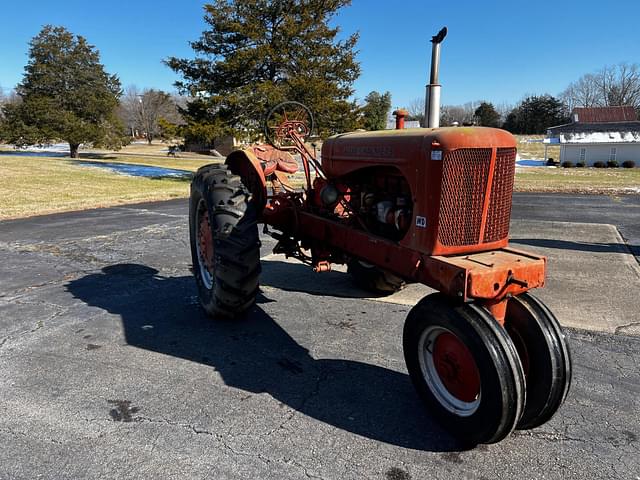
[225,148,268,212]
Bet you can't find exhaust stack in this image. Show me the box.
[424,27,447,128]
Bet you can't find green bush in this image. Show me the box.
[576,161,585,167]
[593,161,606,168]
[561,161,574,168]
[607,160,619,168]
[622,160,636,168]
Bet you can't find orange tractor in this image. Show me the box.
[188,28,571,445]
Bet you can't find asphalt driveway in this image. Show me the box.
[1,194,639,480]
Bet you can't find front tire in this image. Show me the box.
[189,164,261,318]
[504,293,572,429]
[403,294,525,445]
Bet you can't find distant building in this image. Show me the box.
[385,118,421,129]
[546,106,640,166]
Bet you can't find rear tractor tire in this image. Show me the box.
[403,293,526,445]
[189,164,261,318]
[347,260,404,295]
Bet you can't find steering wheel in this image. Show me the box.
[264,101,315,149]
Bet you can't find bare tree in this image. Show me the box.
[561,63,640,110]
[120,86,181,144]
[0,85,20,121]
[495,102,514,125]
[407,97,425,126]
[599,63,640,107]
[440,103,476,126]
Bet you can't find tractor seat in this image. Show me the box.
[249,145,299,176]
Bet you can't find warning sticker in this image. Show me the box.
[431,150,443,160]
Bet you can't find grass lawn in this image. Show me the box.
[1,141,638,220]
[515,135,561,161]
[0,155,217,220]
[515,166,640,194]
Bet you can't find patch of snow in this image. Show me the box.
[1,142,72,156]
[561,131,640,144]
[516,159,547,167]
[76,161,191,178]
[0,150,68,158]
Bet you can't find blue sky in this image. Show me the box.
[1,0,639,110]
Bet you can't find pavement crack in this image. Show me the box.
[113,206,185,219]
[615,322,640,335]
[288,459,327,480]
[135,415,217,437]
[513,429,588,444]
[0,427,28,438]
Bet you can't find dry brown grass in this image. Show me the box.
[2,137,638,220]
[515,135,561,161]
[0,155,196,220]
[515,166,640,194]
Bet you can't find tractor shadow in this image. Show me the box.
[259,257,433,301]
[66,263,461,452]
[260,258,377,298]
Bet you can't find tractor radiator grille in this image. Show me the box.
[438,147,516,247]
[483,148,516,243]
[438,148,491,246]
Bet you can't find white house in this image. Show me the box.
[546,106,640,166]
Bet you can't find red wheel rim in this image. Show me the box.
[432,332,481,403]
[198,209,214,276]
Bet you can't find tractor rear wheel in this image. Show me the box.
[189,164,261,318]
[403,293,525,445]
[347,260,404,295]
[504,293,572,429]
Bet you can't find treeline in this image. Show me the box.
[407,61,640,134]
[2,0,640,155]
[0,1,397,157]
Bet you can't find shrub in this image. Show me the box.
[593,161,606,168]
[607,160,619,168]
[622,160,636,168]
[576,161,585,167]
[546,158,558,166]
[561,161,574,168]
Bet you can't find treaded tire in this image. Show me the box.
[189,164,261,318]
[347,260,404,295]
[403,293,526,445]
[505,292,572,430]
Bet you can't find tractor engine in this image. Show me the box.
[313,169,412,241]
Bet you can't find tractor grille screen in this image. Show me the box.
[438,148,491,246]
[483,148,516,243]
[438,147,516,246]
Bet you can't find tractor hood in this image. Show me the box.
[321,127,516,177]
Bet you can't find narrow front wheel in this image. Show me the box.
[504,293,572,429]
[403,294,525,445]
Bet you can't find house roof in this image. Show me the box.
[573,106,637,123]
[548,121,640,135]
